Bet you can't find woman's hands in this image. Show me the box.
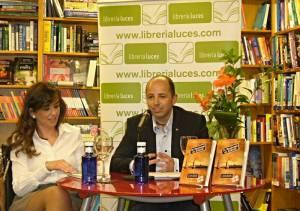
[45,160,76,174]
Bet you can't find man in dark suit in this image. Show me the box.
[110,75,209,211]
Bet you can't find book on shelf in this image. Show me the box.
[241,3,247,29]
[14,57,37,86]
[43,22,97,53]
[44,57,72,82]
[275,0,300,32]
[44,57,91,85]
[240,192,253,211]
[60,88,93,117]
[72,59,89,86]
[46,0,63,17]
[0,0,38,16]
[0,92,24,120]
[271,152,300,189]
[261,74,270,104]
[241,35,271,65]
[0,60,13,85]
[273,72,299,110]
[63,10,97,18]
[63,0,97,18]
[253,3,270,30]
[86,59,97,87]
[179,139,216,187]
[249,189,271,211]
[77,89,93,117]
[294,72,300,109]
[246,145,263,180]
[10,91,22,117]
[211,139,249,187]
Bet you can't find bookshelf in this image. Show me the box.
[0,0,100,143]
[269,0,300,209]
[241,0,274,210]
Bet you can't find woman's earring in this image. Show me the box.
[32,115,36,119]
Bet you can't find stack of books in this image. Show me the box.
[179,138,250,188]
[63,0,97,18]
[0,0,38,16]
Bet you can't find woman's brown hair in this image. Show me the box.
[7,82,66,158]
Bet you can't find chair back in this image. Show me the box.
[1,144,15,211]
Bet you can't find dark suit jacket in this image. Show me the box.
[110,106,209,173]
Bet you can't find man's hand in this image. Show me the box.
[45,160,76,174]
[148,152,174,172]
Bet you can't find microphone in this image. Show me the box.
[138,111,150,129]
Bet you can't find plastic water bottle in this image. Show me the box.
[82,142,97,185]
[134,142,149,184]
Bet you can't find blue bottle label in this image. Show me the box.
[134,154,149,184]
[82,155,97,185]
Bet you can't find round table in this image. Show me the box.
[57,173,265,211]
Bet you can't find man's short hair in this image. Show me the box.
[146,75,175,96]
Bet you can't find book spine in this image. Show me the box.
[63,10,97,18]
[79,90,93,116]
[44,21,52,52]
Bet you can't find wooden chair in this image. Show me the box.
[0,145,15,211]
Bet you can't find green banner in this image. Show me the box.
[101,83,141,103]
[99,5,141,26]
[169,2,212,24]
[195,41,239,63]
[175,82,212,103]
[125,43,167,64]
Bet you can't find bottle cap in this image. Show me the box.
[137,142,146,147]
[84,142,94,147]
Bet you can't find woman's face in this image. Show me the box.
[32,99,61,129]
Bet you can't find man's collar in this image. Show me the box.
[152,109,173,133]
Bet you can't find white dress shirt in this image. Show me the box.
[152,110,179,172]
[11,123,84,197]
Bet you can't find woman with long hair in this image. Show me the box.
[7,82,83,211]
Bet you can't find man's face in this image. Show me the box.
[146,78,177,123]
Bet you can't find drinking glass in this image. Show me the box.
[94,135,114,183]
[180,136,198,155]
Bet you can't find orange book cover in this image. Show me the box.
[212,139,249,187]
[179,139,216,187]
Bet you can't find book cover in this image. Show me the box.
[211,139,250,187]
[247,145,263,179]
[14,57,37,86]
[86,59,97,87]
[0,60,13,84]
[44,57,72,82]
[179,139,216,187]
[72,58,89,85]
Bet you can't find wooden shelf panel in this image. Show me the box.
[241,29,272,34]
[276,68,300,73]
[275,25,300,35]
[64,117,100,122]
[0,117,100,124]
[0,16,38,21]
[274,146,300,153]
[43,17,97,23]
[52,86,100,90]
[250,142,273,145]
[0,51,38,55]
[0,85,29,89]
[272,185,300,193]
[43,52,98,57]
[241,64,272,69]
[274,110,300,114]
[0,120,17,124]
[240,103,272,107]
